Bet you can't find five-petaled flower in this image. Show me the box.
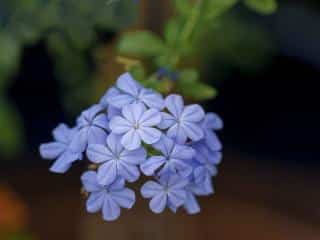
[71,104,109,152]
[105,73,164,110]
[140,135,195,177]
[39,124,82,173]
[109,103,162,150]
[141,174,188,213]
[81,171,135,221]
[86,133,146,186]
[158,94,205,144]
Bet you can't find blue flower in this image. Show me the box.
[201,113,223,151]
[71,104,109,151]
[141,174,188,214]
[99,87,122,119]
[158,94,205,144]
[105,73,164,110]
[140,135,195,177]
[109,103,162,150]
[81,171,135,221]
[39,124,83,173]
[86,133,146,186]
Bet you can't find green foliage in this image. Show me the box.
[244,0,278,15]
[0,99,24,158]
[117,0,277,102]
[118,31,167,57]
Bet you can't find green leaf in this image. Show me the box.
[244,0,277,14]
[174,0,192,17]
[118,31,167,57]
[0,33,21,91]
[178,69,217,101]
[0,99,24,158]
[164,19,181,47]
[203,0,238,19]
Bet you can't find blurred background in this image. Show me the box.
[0,0,319,239]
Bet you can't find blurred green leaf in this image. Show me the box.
[0,33,21,91]
[203,0,238,19]
[164,19,181,48]
[244,0,277,14]
[174,0,192,17]
[178,69,217,100]
[0,99,24,157]
[118,31,167,57]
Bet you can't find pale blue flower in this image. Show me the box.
[201,113,223,151]
[99,87,122,119]
[86,134,146,186]
[141,174,188,214]
[81,171,135,221]
[71,104,109,151]
[39,124,83,173]
[109,103,162,150]
[140,135,195,177]
[106,73,164,110]
[158,94,205,144]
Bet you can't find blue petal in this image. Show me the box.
[121,129,141,150]
[111,188,135,209]
[81,171,102,192]
[205,131,222,152]
[81,104,104,122]
[100,87,120,107]
[171,144,195,160]
[168,175,189,189]
[149,192,167,214]
[102,195,121,221]
[168,189,186,208]
[97,161,117,186]
[172,159,193,177]
[116,72,141,97]
[107,105,121,119]
[181,104,205,122]
[39,142,65,159]
[203,113,223,130]
[49,151,76,173]
[165,94,184,118]
[158,112,176,129]
[139,109,162,127]
[86,144,113,163]
[122,103,146,124]
[109,116,132,134]
[92,114,109,130]
[138,127,162,144]
[140,156,166,176]
[86,191,105,213]
[153,135,174,156]
[184,191,200,215]
[106,133,123,156]
[109,178,126,190]
[181,122,204,141]
[52,124,71,143]
[120,147,147,165]
[141,181,163,198]
[167,124,187,144]
[139,88,164,110]
[108,94,135,108]
[118,161,140,182]
[87,127,108,145]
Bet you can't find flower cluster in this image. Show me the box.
[39,72,223,221]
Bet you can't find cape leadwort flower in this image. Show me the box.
[87,133,146,186]
[81,171,135,221]
[39,124,83,173]
[39,72,223,221]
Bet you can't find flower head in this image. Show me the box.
[109,103,162,150]
[86,134,146,186]
[71,104,109,151]
[105,73,164,110]
[141,174,188,214]
[140,135,195,177]
[81,171,135,221]
[159,94,205,144]
[39,124,82,173]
